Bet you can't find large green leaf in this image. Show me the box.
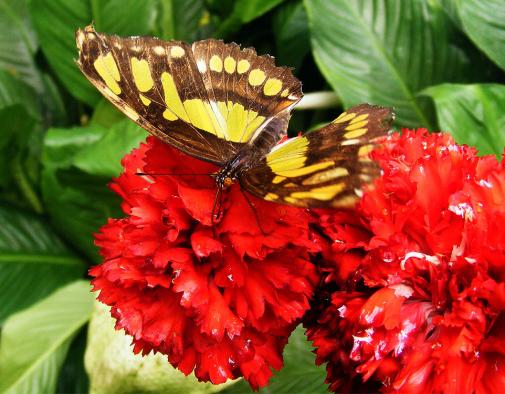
[156,0,207,41]
[0,204,84,323]
[56,327,89,394]
[215,0,286,38]
[41,120,147,261]
[423,83,505,156]
[222,325,327,394]
[29,0,158,106]
[0,281,94,394]
[0,105,43,213]
[305,0,472,127]
[0,69,40,120]
[273,0,310,69]
[456,0,505,72]
[0,71,44,212]
[0,0,43,92]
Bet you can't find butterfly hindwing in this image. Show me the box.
[240,104,394,207]
[76,26,302,165]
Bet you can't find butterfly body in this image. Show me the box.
[76,26,394,208]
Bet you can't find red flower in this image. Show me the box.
[90,137,319,389]
[305,130,505,393]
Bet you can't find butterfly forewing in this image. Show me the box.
[76,26,302,165]
[240,104,394,208]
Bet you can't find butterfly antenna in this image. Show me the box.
[135,172,215,177]
[239,188,267,236]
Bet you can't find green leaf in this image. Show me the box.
[456,0,505,72]
[0,0,43,93]
[156,0,207,41]
[0,71,45,212]
[273,0,310,69]
[90,98,127,128]
[41,120,147,261]
[423,83,505,156]
[56,327,89,394]
[29,0,158,106]
[235,0,285,23]
[305,0,472,127]
[0,204,84,323]
[0,69,41,120]
[215,0,286,38]
[222,326,327,394]
[0,281,94,394]
[0,105,44,213]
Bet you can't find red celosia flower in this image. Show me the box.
[90,137,319,389]
[305,129,505,393]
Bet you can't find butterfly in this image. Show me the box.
[76,25,394,210]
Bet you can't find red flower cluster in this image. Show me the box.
[306,129,505,393]
[90,137,319,389]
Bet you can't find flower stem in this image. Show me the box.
[295,91,340,110]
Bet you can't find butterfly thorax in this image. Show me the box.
[215,148,257,189]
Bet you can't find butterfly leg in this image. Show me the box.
[211,186,224,238]
[239,188,267,236]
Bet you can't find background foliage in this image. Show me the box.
[1,0,504,392]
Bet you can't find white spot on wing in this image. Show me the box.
[153,46,165,55]
[197,59,207,73]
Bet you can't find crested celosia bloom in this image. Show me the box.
[90,137,319,389]
[305,129,505,393]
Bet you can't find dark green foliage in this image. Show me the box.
[1,0,505,392]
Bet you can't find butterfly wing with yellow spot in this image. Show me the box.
[76,26,302,165]
[240,104,394,207]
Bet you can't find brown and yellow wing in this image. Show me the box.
[76,25,302,165]
[240,104,394,208]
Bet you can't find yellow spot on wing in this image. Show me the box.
[345,120,368,131]
[131,57,154,92]
[243,114,265,142]
[227,102,248,140]
[263,78,282,96]
[139,94,151,106]
[358,144,374,161]
[275,161,334,178]
[303,167,349,185]
[161,72,188,122]
[183,99,220,136]
[224,57,236,73]
[350,114,369,123]
[209,55,222,72]
[94,53,121,94]
[284,196,298,204]
[267,137,309,162]
[170,46,185,58]
[272,175,286,184]
[249,69,266,86]
[269,156,306,173]
[291,183,346,201]
[237,59,250,74]
[215,100,265,142]
[280,89,289,97]
[333,112,356,124]
[344,128,367,139]
[264,193,278,201]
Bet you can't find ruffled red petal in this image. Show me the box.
[91,137,319,389]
